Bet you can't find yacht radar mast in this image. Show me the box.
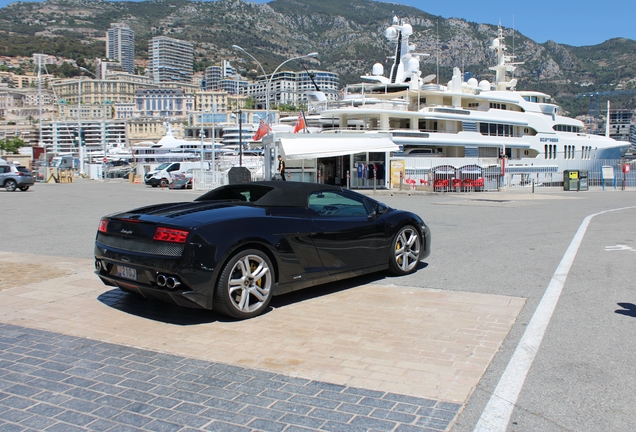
[489,24,524,90]
[362,16,428,90]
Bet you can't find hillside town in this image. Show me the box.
[0,23,339,165]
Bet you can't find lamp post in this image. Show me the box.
[267,53,318,127]
[199,115,205,173]
[77,67,98,175]
[232,46,318,129]
[232,45,268,123]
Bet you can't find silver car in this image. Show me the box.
[0,164,34,191]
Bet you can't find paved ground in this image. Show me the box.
[0,249,523,431]
[3,179,635,431]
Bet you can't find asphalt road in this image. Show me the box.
[1,179,635,432]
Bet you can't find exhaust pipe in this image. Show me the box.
[166,277,181,289]
[95,260,102,271]
[156,274,167,287]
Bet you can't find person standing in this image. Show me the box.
[277,154,286,181]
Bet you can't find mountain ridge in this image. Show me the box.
[0,0,634,116]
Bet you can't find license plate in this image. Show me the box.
[117,265,137,281]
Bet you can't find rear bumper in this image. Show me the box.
[97,271,210,309]
[94,241,219,310]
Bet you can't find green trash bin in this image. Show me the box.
[563,170,579,191]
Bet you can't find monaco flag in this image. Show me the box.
[293,110,306,133]
[252,119,270,141]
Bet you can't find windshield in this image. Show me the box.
[156,163,170,170]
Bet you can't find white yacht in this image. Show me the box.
[131,123,214,162]
[317,17,630,169]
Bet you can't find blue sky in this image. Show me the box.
[0,0,634,46]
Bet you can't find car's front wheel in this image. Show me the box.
[19,186,29,191]
[214,249,274,319]
[159,178,169,188]
[4,179,17,192]
[388,225,421,275]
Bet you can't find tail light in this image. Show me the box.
[16,172,24,176]
[153,227,189,243]
[98,219,108,233]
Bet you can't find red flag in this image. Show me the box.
[252,119,270,141]
[293,111,306,133]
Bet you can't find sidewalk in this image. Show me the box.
[0,251,525,430]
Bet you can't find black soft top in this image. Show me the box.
[195,181,343,207]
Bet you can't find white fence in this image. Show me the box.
[394,157,636,192]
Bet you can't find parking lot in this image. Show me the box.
[1,179,635,431]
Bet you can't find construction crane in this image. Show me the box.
[575,89,636,134]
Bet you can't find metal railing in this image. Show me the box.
[393,157,635,192]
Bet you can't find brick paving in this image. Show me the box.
[0,252,526,431]
[0,323,461,431]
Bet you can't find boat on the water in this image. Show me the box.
[313,17,629,172]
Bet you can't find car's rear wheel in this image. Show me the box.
[389,225,421,275]
[19,186,29,191]
[4,179,17,192]
[214,249,274,319]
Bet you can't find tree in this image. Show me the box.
[0,137,25,155]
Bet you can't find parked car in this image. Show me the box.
[94,181,431,319]
[0,163,34,191]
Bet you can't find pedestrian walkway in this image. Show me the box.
[0,252,525,430]
[0,323,462,431]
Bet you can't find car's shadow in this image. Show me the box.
[97,262,429,325]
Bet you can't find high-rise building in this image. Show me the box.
[106,23,135,75]
[205,60,239,92]
[149,36,194,84]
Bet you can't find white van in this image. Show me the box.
[144,161,210,187]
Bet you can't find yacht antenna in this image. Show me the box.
[512,16,515,79]
[436,20,439,84]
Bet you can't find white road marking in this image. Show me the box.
[474,205,636,432]
[604,244,636,252]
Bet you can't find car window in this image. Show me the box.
[0,166,8,173]
[308,191,371,217]
[16,167,30,173]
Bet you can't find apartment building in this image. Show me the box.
[106,23,135,75]
[245,69,339,109]
[149,36,194,84]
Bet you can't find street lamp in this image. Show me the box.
[233,46,318,129]
[267,52,318,127]
[232,45,268,122]
[77,67,97,175]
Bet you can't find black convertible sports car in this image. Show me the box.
[94,181,431,319]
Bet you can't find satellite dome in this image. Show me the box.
[467,77,478,87]
[492,38,500,47]
[407,58,419,72]
[372,63,384,76]
[386,27,397,40]
[402,24,413,37]
[479,80,491,91]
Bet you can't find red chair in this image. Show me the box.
[420,178,429,186]
[463,178,475,190]
[474,177,485,191]
[433,178,449,191]
[405,179,416,189]
[452,178,463,190]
